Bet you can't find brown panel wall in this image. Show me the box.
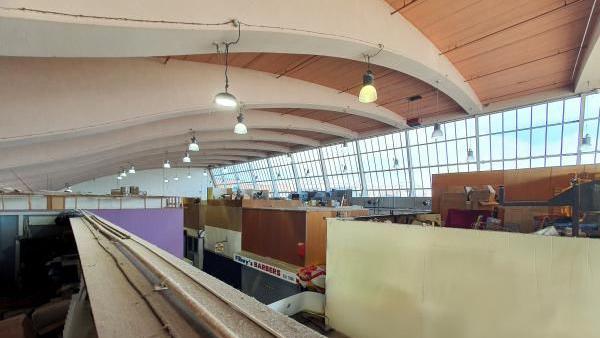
[242,208,307,266]
[432,165,600,214]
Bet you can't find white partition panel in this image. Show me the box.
[326,220,600,338]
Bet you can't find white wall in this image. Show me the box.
[72,168,212,198]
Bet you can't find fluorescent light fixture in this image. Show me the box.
[163,160,171,169]
[359,70,377,103]
[183,152,191,163]
[188,136,200,152]
[234,112,247,135]
[431,123,444,139]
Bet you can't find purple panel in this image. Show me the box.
[89,209,183,258]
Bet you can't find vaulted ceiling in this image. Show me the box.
[0,0,597,191]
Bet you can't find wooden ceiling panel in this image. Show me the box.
[389,0,594,104]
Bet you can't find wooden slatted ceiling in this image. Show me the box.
[388,0,595,104]
[175,53,465,121]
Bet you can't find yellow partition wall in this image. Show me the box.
[326,220,600,338]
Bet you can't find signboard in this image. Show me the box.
[233,253,297,284]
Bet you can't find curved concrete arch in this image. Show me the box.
[0,108,356,149]
[0,129,318,170]
[0,0,481,113]
[0,57,399,146]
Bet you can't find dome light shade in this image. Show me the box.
[183,152,191,163]
[215,92,238,108]
[359,70,377,103]
[187,174,192,179]
[467,148,475,162]
[163,160,171,169]
[234,113,247,135]
[117,175,123,180]
[163,178,169,183]
[203,170,208,177]
[173,176,179,181]
[431,123,444,139]
[128,165,136,174]
[188,137,200,152]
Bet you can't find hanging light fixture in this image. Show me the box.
[234,111,247,135]
[163,159,171,169]
[128,165,136,174]
[467,148,475,162]
[431,123,444,139]
[64,184,72,193]
[173,174,179,181]
[164,178,169,183]
[581,133,592,150]
[117,175,123,181]
[358,45,383,104]
[214,21,241,108]
[187,167,192,179]
[121,169,128,177]
[183,152,191,163]
[393,158,399,168]
[188,136,200,152]
[343,164,348,172]
[431,82,444,140]
[203,170,208,177]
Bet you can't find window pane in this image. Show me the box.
[490,113,503,133]
[563,97,580,122]
[478,115,490,135]
[490,134,503,160]
[561,122,579,154]
[479,136,490,161]
[547,101,563,125]
[531,127,546,157]
[517,107,531,129]
[504,132,516,159]
[532,104,547,127]
[517,130,531,158]
[503,110,516,131]
[585,93,600,119]
[546,125,562,155]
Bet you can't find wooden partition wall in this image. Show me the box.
[432,164,600,214]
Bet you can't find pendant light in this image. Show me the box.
[203,170,208,177]
[183,152,191,163]
[128,165,136,174]
[188,136,200,152]
[431,83,444,140]
[431,123,443,139]
[163,159,171,169]
[358,45,383,104]
[234,112,247,135]
[343,164,348,172]
[187,167,192,179]
[467,148,475,162]
[173,175,179,181]
[117,175,123,180]
[393,157,399,168]
[214,21,241,108]
[164,178,169,183]
[581,133,592,151]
